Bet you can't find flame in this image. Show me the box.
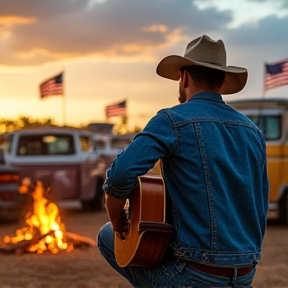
[3,180,73,254]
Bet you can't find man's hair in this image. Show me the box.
[181,65,225,91]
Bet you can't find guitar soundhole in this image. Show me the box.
[124,199,131,220]
[118,199,131,240]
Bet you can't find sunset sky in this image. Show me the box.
[1,0,288,130]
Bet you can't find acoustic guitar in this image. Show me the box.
[114,174,174,268]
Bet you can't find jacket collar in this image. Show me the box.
[188,92,224,103]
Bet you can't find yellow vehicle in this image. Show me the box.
[228,98,288,224]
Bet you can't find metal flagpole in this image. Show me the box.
[255,62,268,128]
[62,71,66,127]
[262,62,267,98]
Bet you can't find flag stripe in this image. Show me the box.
[264,60,288,91]
[40,73,63,98]
[105,100,126,118]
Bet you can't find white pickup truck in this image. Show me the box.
[1,126,113,211]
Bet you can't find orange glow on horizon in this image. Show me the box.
[0,16,37,26]
[15,48,78,61]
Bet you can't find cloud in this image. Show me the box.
[0,0,231,66]
[224,14,288,50]
[195,0,288,28]
[218,12,288,99]
[142,24,169,33]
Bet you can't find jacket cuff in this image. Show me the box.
[104,182,134,199]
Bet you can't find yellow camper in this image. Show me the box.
[228,98,288,224]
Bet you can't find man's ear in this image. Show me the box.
[182,70,189,88]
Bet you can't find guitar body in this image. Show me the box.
[114,175,173,268]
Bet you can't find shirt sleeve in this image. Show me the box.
[104,109,177,199]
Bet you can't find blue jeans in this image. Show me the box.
[97,223,255,288]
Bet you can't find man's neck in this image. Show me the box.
[186,87,219,102]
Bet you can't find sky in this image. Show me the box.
[1,0,288,131]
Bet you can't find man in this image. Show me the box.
[97,35,269,287]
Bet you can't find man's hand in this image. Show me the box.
[105,194,128,233]
[111,209,129,234]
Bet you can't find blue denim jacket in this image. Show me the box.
[104,92,269,268]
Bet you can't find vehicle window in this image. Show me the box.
[93,139,106,151]
[247,115,281,141]
[111,138,130,149]
[0,134,13,153]
[17,134,75,156]
[79,136,92,152]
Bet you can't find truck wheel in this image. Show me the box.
[279,192,288,225]
[92,176,105,211]
[81,177,105,212]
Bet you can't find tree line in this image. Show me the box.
[0,115,142,134]
[0,116,56,132]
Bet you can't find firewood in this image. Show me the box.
[0,231,96,254]
[0,239,32,254]
[65,231,96,247]
[0,231,52,254]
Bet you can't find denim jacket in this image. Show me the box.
[104,92,269,267]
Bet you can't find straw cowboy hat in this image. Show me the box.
[156,35,248,94]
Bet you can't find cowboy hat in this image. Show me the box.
[156,35,248,94]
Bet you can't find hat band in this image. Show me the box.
[183,58,225,67]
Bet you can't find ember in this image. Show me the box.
[2,180,73,254]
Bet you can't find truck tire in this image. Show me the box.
[92,176,105,211]
[82,176,105,212]
[279,191,288,225]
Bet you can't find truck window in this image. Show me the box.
[79,136,92,152]
[247,115,281,141]
[0,134,13,153]
[17,134,75,156]
[111,138,130,149]
[93,139,106,151]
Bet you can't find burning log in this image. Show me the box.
[0,231,54,254]
[0,231,96,254]
[65,231,96,248]
[0,230,96,254]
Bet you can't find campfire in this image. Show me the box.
[1,179,95,254]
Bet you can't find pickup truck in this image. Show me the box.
[228,97,288,224]
[0,148,22,222]
[1,126,115,211]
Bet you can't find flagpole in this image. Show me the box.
[62,70,66,127]
[262,62,267,98]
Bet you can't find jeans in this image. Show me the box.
[97,223,255,288]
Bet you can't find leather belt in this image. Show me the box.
[186,262,254,277]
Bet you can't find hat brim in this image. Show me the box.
[156,55,248,95]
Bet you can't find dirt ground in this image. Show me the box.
[0,205,288,288]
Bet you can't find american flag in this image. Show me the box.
[264,59,288,91]
[105,100,126,118]
[40,72,63,98]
